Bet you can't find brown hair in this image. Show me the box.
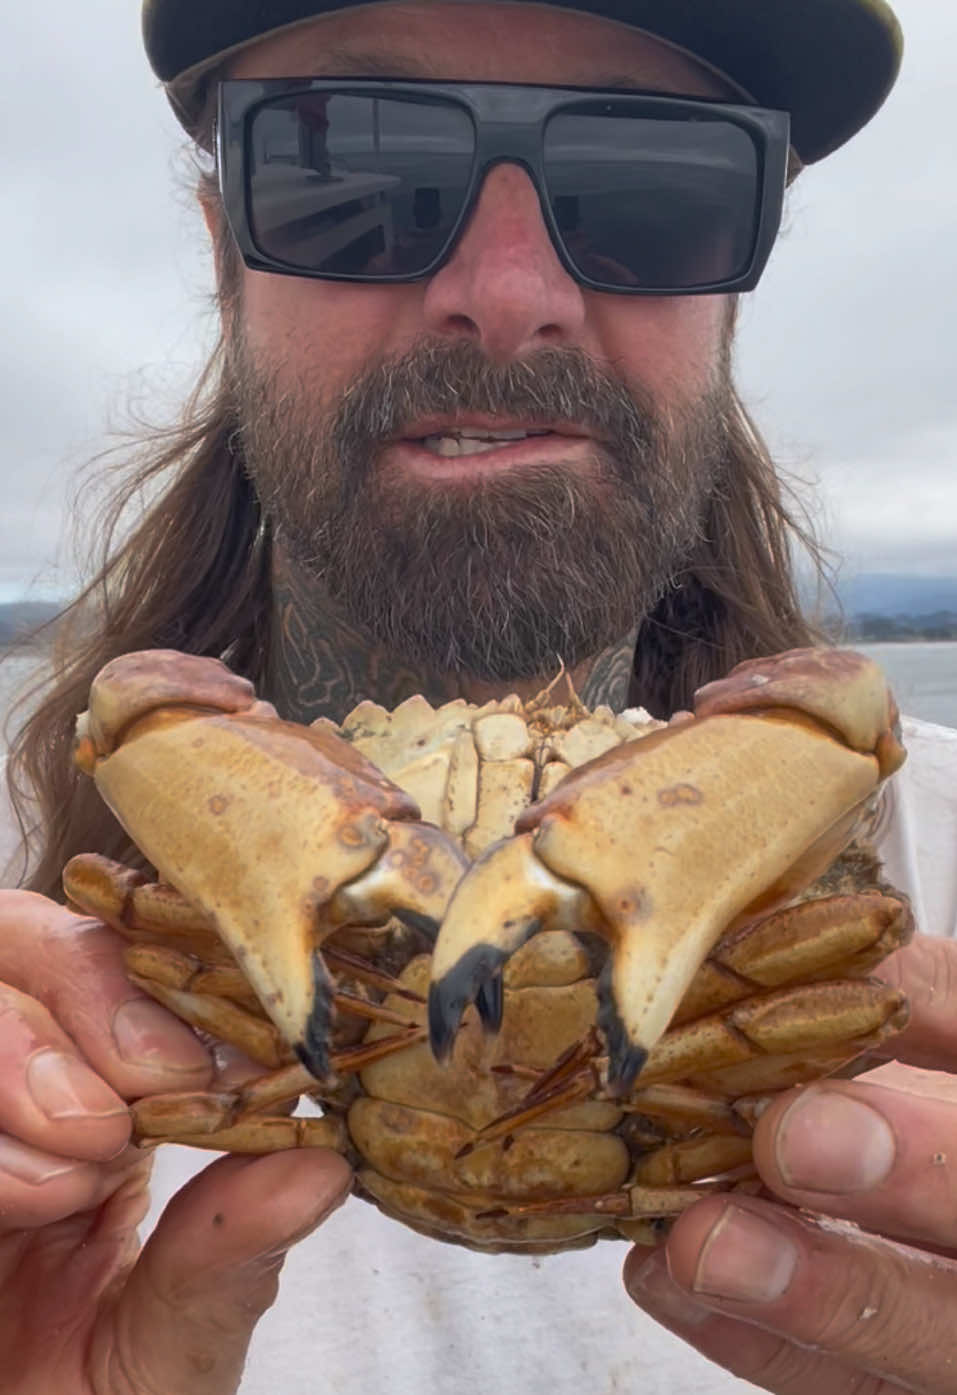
[4,169,830,899]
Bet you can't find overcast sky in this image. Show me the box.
[1,0,954,604]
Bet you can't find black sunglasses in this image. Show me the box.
[217,79,789,296]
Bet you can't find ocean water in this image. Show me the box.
[856,642,957,729]
[2,643,956,735]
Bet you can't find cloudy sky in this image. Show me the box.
[1,0,954,604]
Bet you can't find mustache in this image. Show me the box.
[328,337,660,474]
[227,329,731,682]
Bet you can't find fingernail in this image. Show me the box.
[775,1089,896,1192]
[0,1135,80,1185]
[27,1049,127,1121]
[626,1253,712,1328]
[693,1206,797,1303]
[112,999,207,1070]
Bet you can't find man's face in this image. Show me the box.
[222,2,739,681]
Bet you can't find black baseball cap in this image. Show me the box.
[142,0,903,163]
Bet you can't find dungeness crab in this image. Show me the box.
[63,647,912,1252]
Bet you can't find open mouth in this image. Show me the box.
[416,427,554,458]
[383,419,596,480]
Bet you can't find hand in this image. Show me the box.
[0,890,352,1395]
[623,931,957,1394]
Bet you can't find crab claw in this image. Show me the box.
[428,648,903,1093]
[75,651,468,1079]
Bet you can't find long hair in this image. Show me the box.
[4,173,830,899]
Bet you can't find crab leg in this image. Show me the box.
[673,889,912,1025]
[620,1083,745,1135]
[632,1134,757,1186]
[126,972,293,1068]
[323,945,426,1004]
[455,976,905,1154]
[454,1071,597,1156]
[478,1179,731,1221]
[637,977,907,1086]
[128,1026,430,1152]
[481,1071,747,1145]
[64,855,233,964]
[123,941,424,1034]
[131,1093,350,1155]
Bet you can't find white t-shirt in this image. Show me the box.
[4,716,957,1394]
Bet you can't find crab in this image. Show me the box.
[63,647,912,1253]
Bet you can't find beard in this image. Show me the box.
[228,335,733,682]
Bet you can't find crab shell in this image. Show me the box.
[64,647,912,1252]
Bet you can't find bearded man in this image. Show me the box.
[2,1,957,1392]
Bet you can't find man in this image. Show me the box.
[2,0,957,1391]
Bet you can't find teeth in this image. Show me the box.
[419,428,552,458]
[422,437,503,457]
[457,429,538,440]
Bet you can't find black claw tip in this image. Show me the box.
[475,971,504,1032]
[296,1037,331,1083]
[596,959,648,1095]
[298,950,336,1082]
[428,943,510,1061]
[427,982,461,1062]
[606,1041,648,1094]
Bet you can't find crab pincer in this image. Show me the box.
[73,650,468,1079]
[428,648,906,1093]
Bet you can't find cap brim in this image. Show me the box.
[143,0,903,162]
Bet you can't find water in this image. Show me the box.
[0,651,47,737]
[856,642,957,729]
[2,644,956,736]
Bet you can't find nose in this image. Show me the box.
[420,162,587,362]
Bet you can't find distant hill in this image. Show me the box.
[3,572,957,649]
[831,573,957,618]
[818,573,957,642]
[0,600,62,646]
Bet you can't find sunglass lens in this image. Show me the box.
[543,111,760,289]
[246,93,475,276]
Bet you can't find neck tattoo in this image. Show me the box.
[264,548,637,724]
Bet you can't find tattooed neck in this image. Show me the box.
[575,633,639,710]
[264,548,638,723]
[263,549,433,722]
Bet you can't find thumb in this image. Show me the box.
[104,1150,352,1395]
[876,931,957,1071]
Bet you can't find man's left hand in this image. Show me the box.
[624,931,957,1394]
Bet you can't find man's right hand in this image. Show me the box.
[0,889,353,1395]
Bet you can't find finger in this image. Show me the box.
[210,1042,275,1090]
[647,1194,957,1395]
[0,891,212,1097]
[874,932,957,1070]
[0,1135,146,1234]
[0,981,133,1161]
[92,1151,353,1395]
[753,1070,957,1249]
[625,1246,897,1395]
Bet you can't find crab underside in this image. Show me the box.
[64,648,912,1254]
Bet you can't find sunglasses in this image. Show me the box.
[217,79,789,296]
